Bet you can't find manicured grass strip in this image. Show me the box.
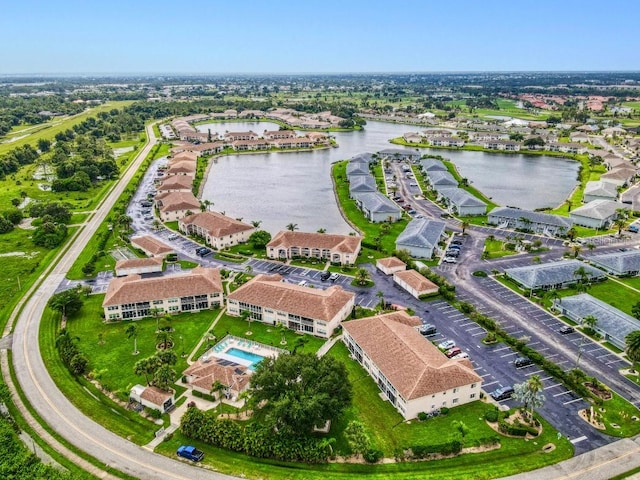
[39,306,161,445]
[7,352,137,480]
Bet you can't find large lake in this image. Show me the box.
[198,121,579,235]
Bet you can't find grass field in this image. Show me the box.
[0,101,133,156]
[483,239,519,259]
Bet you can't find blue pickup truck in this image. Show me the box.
[177,445,204,462]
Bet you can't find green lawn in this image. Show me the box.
[65,294,215,394]
[40,303,165,445]
[483,239,519,259]
[618,276,640,290]
[208,313,326,355]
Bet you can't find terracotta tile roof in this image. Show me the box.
[171,151,198,162]
[267,231,361,254]
[228,274,355,322]
[103,267,222,307]
[130,236,174,256]
[184,142,224,152]
[394,270,438,294]
[377,257,407,269]
[115,256,163,270]
[155,191,200,213]
[157,175,193,191]
[342,312,482,400]
[184,357,250,392]
[166,160,196,175]
[140,386,173,406]
[179,211,254,238]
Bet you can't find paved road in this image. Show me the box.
[7,124,236,480]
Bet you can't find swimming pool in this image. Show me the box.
[225,347,265,369]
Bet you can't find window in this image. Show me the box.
[471,383,477,389]
[152,300,163,305]
[452,398,459,404]
[470,393,476,399]
[453,388,458,393]
[107,306,118,311]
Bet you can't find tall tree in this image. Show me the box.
[48,287,84,318]
[355,268,370,286]
[125,323,139,355]
[286,223,298,231]
[240,310,253,335]
[344,420,371,456]
[625,330,640,364]
[248,353,352,436]
[513,375,545,419]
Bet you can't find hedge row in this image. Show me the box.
[180,406,332,463]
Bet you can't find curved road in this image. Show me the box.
[3,131,639,480]
[7,124,235,480]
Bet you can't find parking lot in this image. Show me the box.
[425,299,611,454]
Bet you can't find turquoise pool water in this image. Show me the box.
[225,347,265,369]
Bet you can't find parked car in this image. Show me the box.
[559,325,575,334]
[177,445,204,462]
[445,250,460,257]
[320,271,331,281]
[451,239,463,246]
[419,324,437,336]
[514,356,534,368]
[490,386,515,401]
[329,273,340,282]
[445,347,462,358]
[438,339,455,350]
[298,280,308,287]
[143,215,153,221]
[448,244,461,250]
[628,224,639,233]
[443,256,457,264]
[452,351,469,359]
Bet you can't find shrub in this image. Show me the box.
[363,448,383,463]
[417,412,428,421]
[440,407,449,415]
[484,408,499,422]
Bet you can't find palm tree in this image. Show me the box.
[614,217,627,236]
[565,199,573,213]
[199,201,207,212]
[573,266,591,286]
[152,219,162,231]
[210,380,227,400]
[582,314,598,334]
[566,228,578,241]
[156,330,173,350]
[292,336,309,354]
[461,220,469,234]
[203,199,212,211]
[153,364,176,390]
[571,244,582,258]
[286,223,298,232]
[317,228,327,234]
[244,264,253,274]
[278,323,288,345]
[376,290,385,310]
[240,310,253,336]
[251,220,262,228]
[625,330,640,364]
[355,268,370,286]
[125,324,139,355]
[514,375,545,420]
[117,214,133,233]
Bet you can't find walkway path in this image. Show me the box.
[503,434,640,480]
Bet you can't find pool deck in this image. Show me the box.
[204,335,287,367]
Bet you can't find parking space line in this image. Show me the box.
[500,352,518,358]
[480,373,492,378]
[471,331,486,337]
[553,390,573,397]
[483,381,499,388]
[563,398,584,406]
[543,383,563,390]
[494,346,511,352]
[525,369,543,376]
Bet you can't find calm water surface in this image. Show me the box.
[199,121,578,234]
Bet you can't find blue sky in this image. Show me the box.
[1,0,638,74]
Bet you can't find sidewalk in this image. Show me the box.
[502,435,640,480]
[316,334,342,357]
